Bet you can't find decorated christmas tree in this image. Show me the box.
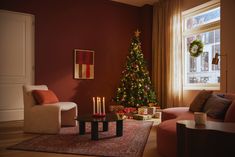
[114,30,157,108]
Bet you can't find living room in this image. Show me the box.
[0,0,235,157]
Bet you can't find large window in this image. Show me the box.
[182,0,220,90]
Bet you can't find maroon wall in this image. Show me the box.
[140,5,153,75]
[0,0,153,114]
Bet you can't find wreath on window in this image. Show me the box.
[189,40,204,57]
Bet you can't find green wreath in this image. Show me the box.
[189,40,204,57]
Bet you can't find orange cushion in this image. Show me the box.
[32,89,59,105]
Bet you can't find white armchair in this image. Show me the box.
[23,85,77,134]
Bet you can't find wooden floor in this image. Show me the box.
[0,120,163,157]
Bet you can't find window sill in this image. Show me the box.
[183,85,220,91]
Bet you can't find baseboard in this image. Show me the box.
[0,109,23,121]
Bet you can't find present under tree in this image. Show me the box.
[114,29,157,108]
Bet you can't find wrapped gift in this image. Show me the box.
[133,114,152,120]
[122,107,137,119]
[147,107,157,115]
[109,105,124,113]
[124,107,137,113]
[153,112,161,118]
[138,107,148,115]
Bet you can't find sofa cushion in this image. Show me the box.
[224,101,235,122]
[203,94,232,119]
[161,107,191,121]
[32,89,59,105]
[189,90,213,112]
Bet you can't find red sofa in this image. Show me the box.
[157,93,235,157]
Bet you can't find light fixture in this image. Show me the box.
[212,53,227,93]
[212,53,219,65]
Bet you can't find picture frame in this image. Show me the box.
[74,49,95,79]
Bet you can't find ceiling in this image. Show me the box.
[111,0,158,7]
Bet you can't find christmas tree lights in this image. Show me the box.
[114,30,157,108]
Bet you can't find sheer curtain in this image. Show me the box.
[152,0,183,108]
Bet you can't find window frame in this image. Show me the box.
[182,0,221,90]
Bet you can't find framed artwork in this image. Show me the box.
[74,49,94,79]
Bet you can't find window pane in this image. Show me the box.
[190,57,197,72]
[186,7,220,30]
[185,29,220,85]
[201,52,209,71]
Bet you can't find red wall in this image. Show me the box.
[140,5,153,75]
[0,0,153,114]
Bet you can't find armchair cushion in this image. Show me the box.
[33,89,59,105]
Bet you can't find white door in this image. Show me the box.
[0,10,34,121]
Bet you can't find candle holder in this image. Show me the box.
[194,112,207,125]
[93,113,106,118]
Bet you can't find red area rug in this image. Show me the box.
[8,120,153,157]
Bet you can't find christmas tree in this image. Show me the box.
[114,30,157,108]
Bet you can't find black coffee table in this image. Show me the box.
[76,113,123,140]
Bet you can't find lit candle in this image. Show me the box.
[103,97,105,114]
[97,97,101,114]
[93,97,95,115]
[99,97,102,114]
[96,97,99,114]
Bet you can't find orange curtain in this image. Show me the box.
[152,0,183,108]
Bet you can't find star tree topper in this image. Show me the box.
[135,29,141,37]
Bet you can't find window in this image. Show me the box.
[182,0,220,90]
[201,52,209,72]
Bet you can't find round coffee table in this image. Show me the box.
[177,120,235,157]
[76,113,123,140]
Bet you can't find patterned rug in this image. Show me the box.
[8,120,153,157]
